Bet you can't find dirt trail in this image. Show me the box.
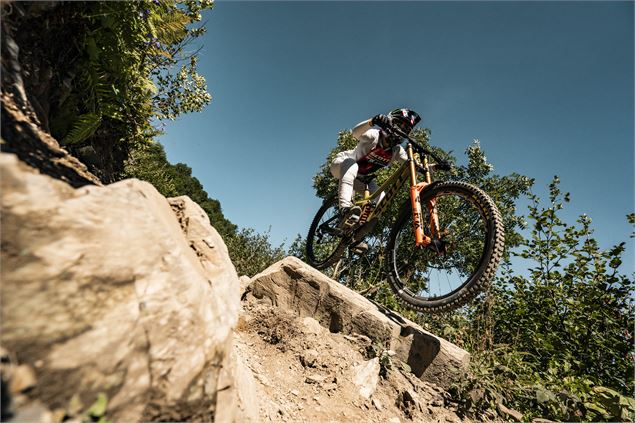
[236,299,470,423]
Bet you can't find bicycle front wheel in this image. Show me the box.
[306,195,348,269]
[386,181,504,313]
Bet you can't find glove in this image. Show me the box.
[371,114,391,129]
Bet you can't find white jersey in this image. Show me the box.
[331,120,408,175]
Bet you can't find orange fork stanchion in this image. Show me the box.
[407,144,432,247]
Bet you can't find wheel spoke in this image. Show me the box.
[390,187,492,303]
[306,197,347,269]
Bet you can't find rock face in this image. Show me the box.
[1,138,472,422]
[1,93,103,188]
[246,256,470,389]
[0,153,254,422]
[235,299,470,423]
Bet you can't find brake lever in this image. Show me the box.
[391,126,453,171]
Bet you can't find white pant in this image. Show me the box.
[330,157,379,209]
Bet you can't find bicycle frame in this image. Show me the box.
[353,143,439,247]
[308,127,503,312]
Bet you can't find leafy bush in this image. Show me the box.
[4,1,213,182]
[445,179,634,422]
[225,228,285,277]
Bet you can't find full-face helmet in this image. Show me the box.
[388,108,421,135]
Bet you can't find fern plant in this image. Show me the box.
[62,113,102,145]
[45,1,213,180]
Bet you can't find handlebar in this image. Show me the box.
[387,126,453,171]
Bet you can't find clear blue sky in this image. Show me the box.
[159,1,634,272]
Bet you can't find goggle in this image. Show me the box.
[394,119,412,134]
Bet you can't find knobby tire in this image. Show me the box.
[306,195,348,269]
[386,181,504,313]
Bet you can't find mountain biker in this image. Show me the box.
[330,108,421,228]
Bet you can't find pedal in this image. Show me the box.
[351,241,369,254]
[342,214,360,229]
[339,207,362,229]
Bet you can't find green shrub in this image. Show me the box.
[447,179,634,422]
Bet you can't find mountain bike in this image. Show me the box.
[305,128,505,313]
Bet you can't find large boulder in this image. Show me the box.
[246,257,470,389]
[0,153,254,422]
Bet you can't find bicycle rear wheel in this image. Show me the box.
[386,181,504,313]
[306,196,348,269]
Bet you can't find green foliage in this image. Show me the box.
[501,178,633,392]
[85,392,109,423]
[70,0,214,133]
[62,113,102,145]
[449,345,535,417]
[628,213,635,237]
[445,178,634,422]
[288,234,307,261]
[10,1,213,182]
[225,228,286,277]
[455,141,534,249]
[153,56,212,121]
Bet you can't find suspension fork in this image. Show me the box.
[407,144,440,247]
